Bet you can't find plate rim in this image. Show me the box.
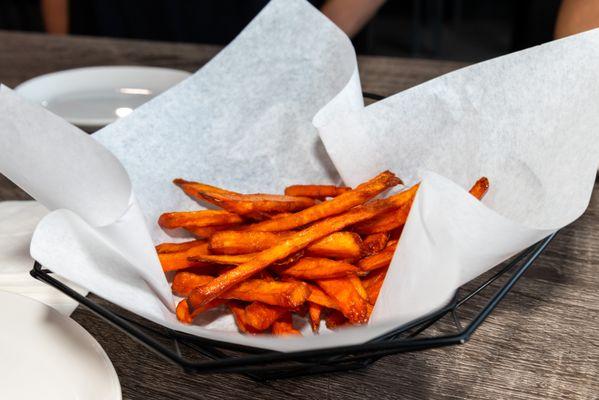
[0,289,122,400]
[14,65,192,127]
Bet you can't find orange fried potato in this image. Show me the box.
[172,272,213,296]
[271,313,301,336]
[187,183,418,310]
[221,279,310,308]
[209,230,361,259]
[352,185,418,235]
[291,280,340,310]
[279,257,361,280]
[325,309,348,330]
[469,177,489,200]
[201,192,316,215]
[308,302,323,332]
[353,205,411,235]
[183,225,225,239]
[349,274,369,301]
[176,299,193,324]
[284,184,351,199]
[209,230,293,255]
[316,276,369,324]
[305,231,362,259]
[155,240,206,254]
[241,171,402,232]
[173,179,315,215]
[358,240,398,272]
[190,252,303,269]
[228,301,260,334]
[158,241,210,272]
[176,298,224,324]
[174,179,238,198]
[158,210,244,229]
[269,212,293,220]
[362,268,388,305]
[362,233,389,256]
[189,253,257,265]
[244,302,287,331]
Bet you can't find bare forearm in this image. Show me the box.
[555,0,599,38]
[41,0,69,35]
[321,0,386,38]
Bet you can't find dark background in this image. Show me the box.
[0,0,561,62]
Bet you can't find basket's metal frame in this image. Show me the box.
[30,233,557,380]
[28,92,558,380]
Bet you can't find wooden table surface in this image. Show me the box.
[1,30,598,400]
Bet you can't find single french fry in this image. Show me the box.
[184,225,224,239]
[201,192,316,215]
[284,185,351,199]
[358,240,398,272]
[228,301,260,334]
[325,309,348,329]
[279,257,361,280]
[155,240,206,254]
[349,274,369,301]
[352,194,415,235]
[271,312,301,335]
[158,210,244,229]
[209,231,294,255]
[284,279,340,309]
[305,231,362,259]
[362,233,389,256]
[244,302,287,331]
[316,276,370,324]
[158,241,210,272]
[362,268,388,305]
[174,179,238,198]
[173,179,316,215]
[269,212,293,220]
[171,272,214,296]
[176,298,224,324]
[308,302,323,333]
[197,252,305,270]
[189,253,258,265]
[222,279,310,308]
[209,230,361,259]
[307,288,338,310]
[242,171,402,232]
[187,184,417,310]
[469,177,489,200]
[176,299,193,324]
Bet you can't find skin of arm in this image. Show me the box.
[41,0,69,35]
[555,0,599,38]
[321,0,386,38]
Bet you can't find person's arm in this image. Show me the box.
[321,0,386,38]
[555,0,599,38]
[41,0,69,35]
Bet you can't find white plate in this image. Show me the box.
[0,290,121,400]
[15,66,191,129]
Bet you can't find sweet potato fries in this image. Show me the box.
[156,171,489,335]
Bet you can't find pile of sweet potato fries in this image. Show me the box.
[155,171,489,335]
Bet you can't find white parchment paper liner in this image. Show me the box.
[0,0,597,351]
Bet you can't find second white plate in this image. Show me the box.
[15,66,191,129]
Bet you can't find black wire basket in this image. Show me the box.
[30,232,556,381]
[28,92,558,381]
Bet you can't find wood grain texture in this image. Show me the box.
[0,31,597,400]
